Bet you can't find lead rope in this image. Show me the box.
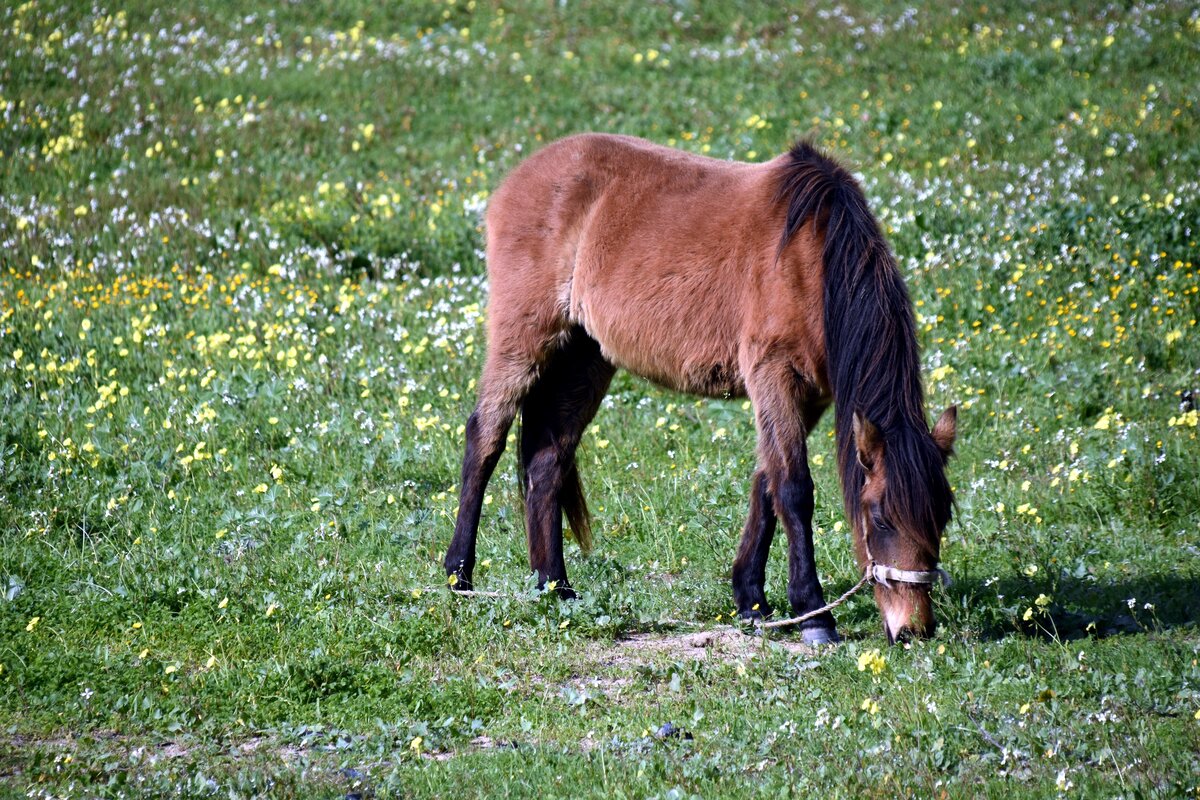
[438,533,948,633]
[757,526,879,631]
[756,567,874,630]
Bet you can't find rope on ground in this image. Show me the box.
[756,570,873,630]
[430,569,875,633]
[441,587,512,599]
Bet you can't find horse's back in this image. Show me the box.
[484,134,822,396]
[485,133,732,253]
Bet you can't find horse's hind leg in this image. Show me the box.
[445,340,547,590]
[732,471,777,619]
[519,329,615,597]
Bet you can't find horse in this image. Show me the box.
[443,133,957,644]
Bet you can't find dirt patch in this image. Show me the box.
[606,627,820,665]
[159,741,190,760]
[3,731,311,768]
[569,674,634,693]
[238,736,265,755]
[429,734,518,761]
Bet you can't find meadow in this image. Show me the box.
[1,1,1198,797]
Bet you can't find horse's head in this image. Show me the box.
[851,407,956,644]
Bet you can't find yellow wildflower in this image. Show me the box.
[857,649,887,675]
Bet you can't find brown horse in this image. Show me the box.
[444,134,957,644]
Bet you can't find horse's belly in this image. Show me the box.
[569,273,746,398]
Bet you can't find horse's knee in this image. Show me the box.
[773,472,814,519]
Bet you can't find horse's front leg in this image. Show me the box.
[772,460,840,643]
[747,363,840,644]
[731,471,776,619]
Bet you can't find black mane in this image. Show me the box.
[775,141,953,554]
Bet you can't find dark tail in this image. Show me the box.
[559,460,593,555]
[774,141,925,526]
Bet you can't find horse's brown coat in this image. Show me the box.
[445,134,955,643]
[487,134,827,399]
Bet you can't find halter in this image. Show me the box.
[755,522,951,631]
[868,561,951,588]
[863,534,951,589]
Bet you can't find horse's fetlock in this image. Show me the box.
[732,576,771,619]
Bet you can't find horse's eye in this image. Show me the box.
[871,513,890,531]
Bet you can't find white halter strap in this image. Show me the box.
[869,562,951,589]
[863,533,951,589]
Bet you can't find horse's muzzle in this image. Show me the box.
[878,582,936,645]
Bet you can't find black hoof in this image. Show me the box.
[801,626,842,646]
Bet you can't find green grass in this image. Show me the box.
[2,1,1199,797]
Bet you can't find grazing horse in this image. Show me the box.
[444,134,957,644]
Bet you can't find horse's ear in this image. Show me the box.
[852,411,884,473]
[932,405,957,460]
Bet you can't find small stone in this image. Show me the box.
[655,722,692,740]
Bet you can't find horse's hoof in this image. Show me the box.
[801,626,842,646]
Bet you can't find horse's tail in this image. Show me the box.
[559,460,593,555]
[515,425,594,556]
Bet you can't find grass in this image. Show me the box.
[1,0,1199,797]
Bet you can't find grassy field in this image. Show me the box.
[2,1,1199,796]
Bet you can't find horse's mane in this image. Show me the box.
[774,141,952,555]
